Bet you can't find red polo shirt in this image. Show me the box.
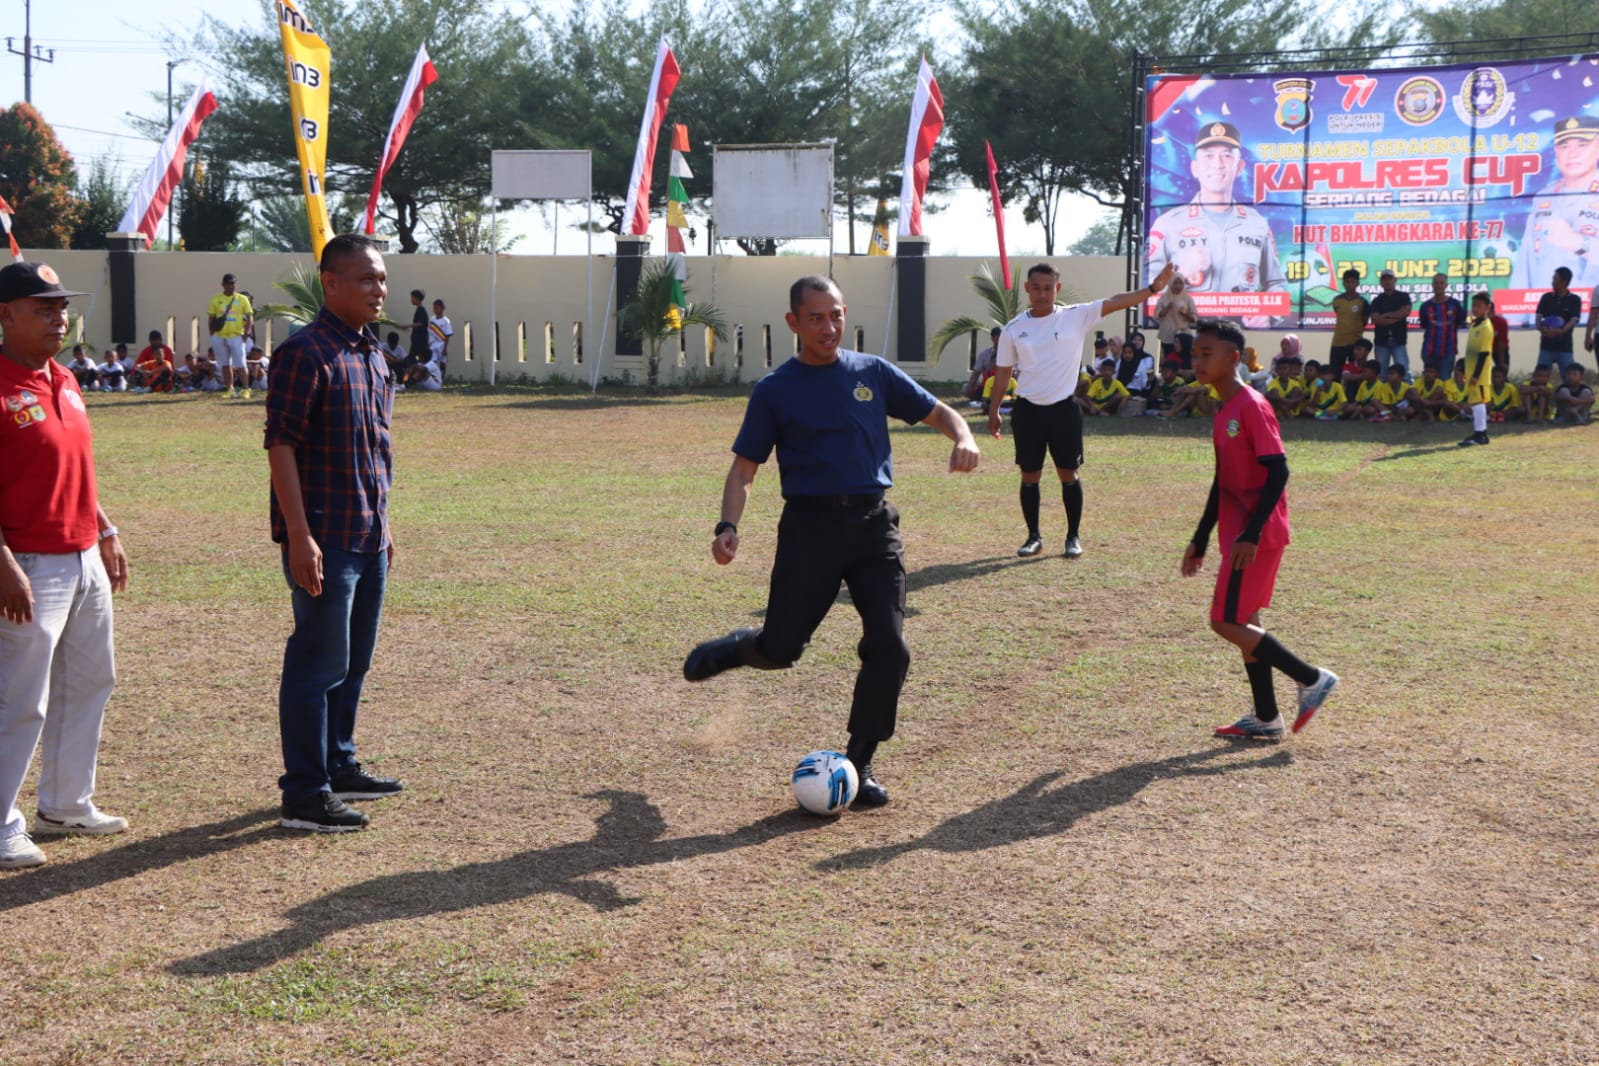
[0,351,99,553]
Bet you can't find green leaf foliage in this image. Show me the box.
[618,258,729,390]
[0,103,83,249]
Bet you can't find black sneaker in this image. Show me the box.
[1016,536,1044,557]
[851,764,890,809]
[281,792,370,833]
[329,762,404,801]
[683,628,756,681]
[1457,434,1478,447]
[1063,535,1084,559]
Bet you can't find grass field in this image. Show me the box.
[3,386,1597,1065]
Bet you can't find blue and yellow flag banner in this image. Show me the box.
[277,0,334,260]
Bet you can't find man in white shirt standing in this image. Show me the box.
[987,260,1176,558]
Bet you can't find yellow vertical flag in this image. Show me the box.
[276,0,334,260]
[867,197,891,256]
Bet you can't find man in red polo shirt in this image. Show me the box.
[0,262,131,870]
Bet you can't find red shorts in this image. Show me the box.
[1210,545,1284,625]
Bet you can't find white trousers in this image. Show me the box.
[0,548,116,838]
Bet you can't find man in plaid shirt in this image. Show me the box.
[264,234,405,833]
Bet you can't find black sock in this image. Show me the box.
[845,737,878,770]
[1252,634,1320,687]
[1245,660,1279,721]
[1020,483,1041,538]
[1062,480,1083,538]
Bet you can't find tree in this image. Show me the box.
[929,264,1024,358]
[1067,212,1121,257]
[71,156,130,250]
[252,196,313,252]
[177,156,248,251]
[618,259,729,391]
[0,103,82,249]
[1414,0,1596,49]
[419,196,520,253]
[171,0,533,252]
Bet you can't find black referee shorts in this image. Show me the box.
[1010,396,1084,473]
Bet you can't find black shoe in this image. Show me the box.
[1475,432,1490,446]
[851,764,890,809]
[1063,535,1084,558]
[280,792,369,833]
[1016,536,1044,557]
[330,762,404,801]
[683,628,756,681]
[1457,434,1478,447]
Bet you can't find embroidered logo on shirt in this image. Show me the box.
[6,392,46,427]
[1225,418,1242,438]
[853,381,874,402]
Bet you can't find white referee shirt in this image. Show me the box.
[996,301,1104,405]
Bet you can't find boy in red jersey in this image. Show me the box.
[1180,320,1339,739]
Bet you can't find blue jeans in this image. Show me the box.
[1375,343,1410,380]
[278,546,387,801]
[1538,348,1575,374]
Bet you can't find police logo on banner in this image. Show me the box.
[1395,77,1445,127]
[1455,68,1513,128]
[1273,79,1313,133]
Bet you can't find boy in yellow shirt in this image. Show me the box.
[1373,364,1415,421]
[1411,365,1450,421]
[1265,355,1306,419]
[1309,363,1349,420]
[1522,364,1556,422]
[1353,359,1384,419]
[1079,358,1130,416]
[1456,292,1495,446]
[1488,365,1521,422]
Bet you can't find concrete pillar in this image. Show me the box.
[896,235,929,363]
[106,232,143,346]
[615,235,649,357]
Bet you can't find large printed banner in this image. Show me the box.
[1144,56,1599,327]
[277,0,334,261]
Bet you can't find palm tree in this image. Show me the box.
[255,261,324,328]
[618,259,729,391]
[928,263,1078,358]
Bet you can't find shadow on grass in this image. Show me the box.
[170,790,827,976]
[816,746,1291,872]
[0,807,282,912]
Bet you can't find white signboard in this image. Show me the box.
[491,149,591,201]
[712,143,833,240]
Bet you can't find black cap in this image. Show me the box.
[1195,121,1242,150]
[0,262,88,302]
[222,273,236,284]
[1554,115,1599,143]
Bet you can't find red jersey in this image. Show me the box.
[0,352,100,553]
[1489,314,1510,357]
[138,343,174,364]
[1212,385,1290,551]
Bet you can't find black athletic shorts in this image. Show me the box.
[1010,396,1084,473]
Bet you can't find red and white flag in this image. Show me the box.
[985,141,1010,289]
[621,37,681,237]
[363,43,439,234]
[0,195,21,262]
[118,76,218,248]
[896,57,943,238]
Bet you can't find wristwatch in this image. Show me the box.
[98,526,119,541]
[714,521,737,537]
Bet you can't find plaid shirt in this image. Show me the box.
[263,307,393,552]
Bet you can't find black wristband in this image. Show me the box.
[714,521,737,537]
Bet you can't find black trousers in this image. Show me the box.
[753,497,908,743]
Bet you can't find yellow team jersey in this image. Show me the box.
[1266,377,1304,414]
[1330,292,1369,345]
[1087,377,1130,405]
[1412,380,1446,404]
[1443,379,1469,403]
[1205,384,1222,401]
[1355,379,1381,404]
[1311,381,1347,410]
[1490,381,1520,411]
[1463,319,1494,382]
[1374,381,1408,406]
[207,292,253,338]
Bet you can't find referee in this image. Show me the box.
[988,260,1176,558]
[682,275,980,808]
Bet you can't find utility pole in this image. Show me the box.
[166,59,189,250]
[6,0,55,104]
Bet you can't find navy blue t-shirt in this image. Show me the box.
[731,350,938,497]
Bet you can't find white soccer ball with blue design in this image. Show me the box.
[791,750,858,816]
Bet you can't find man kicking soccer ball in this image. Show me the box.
[1179,319,1338,739]
[682,275,981,807]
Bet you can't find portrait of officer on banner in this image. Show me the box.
[1146,121,1288,329]
[1509,113,1599,297]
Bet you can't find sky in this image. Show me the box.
[15,0,1109,258]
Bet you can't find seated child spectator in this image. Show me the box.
[963,326,1002,403]
[982,368,1017,414]
[413,353,444,393]
[1300,358,1321,397]
[1158,378,1219,419]
[1438,359,1471,421]
[194,354,224,392]
[175,353,198,390]
[1241,345,1270,389]
[134,344,174,393]
[383,331,407,361]
[1488,366,1521,422]
[66,344,99,389]
[1265,354,1306,418]
[1410,365,1449,421]
[247,346,270,390]
[1521,364,1555,422]
[1079,358,1130,416]
[1351,359,1382,418]
[138,330,175,371]
[1375,364,1418,421]
[97,350,127,391]
[1115,339,1156,398]
[1148,359,1185,414]
[1555,363,1595,424]
[1343,338,1374,391]
[1308,362,1349,420]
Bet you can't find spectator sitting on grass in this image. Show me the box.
[1410,365,1449,421]
[1555,363,1595,424]
[247,346,269,391]
[134,344,174,393]
[1308,363,1349,420]
[97,350,127,391]
[963,326,1002,403]
[1522,364,1555,422]
[981,367,1016,415]
[1264,353,1305,418]
[1343,338,1374,392]
[1149,359,1185,414]
[1488,366,1522,422]
[1375,364,1418,421]
[1080,357,1130,417]
[1116,338,1156,398]
[1438,359,1472,422]
[1351,360,1383,419]
[66,344,98,389]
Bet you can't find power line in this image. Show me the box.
[53,123,154,142]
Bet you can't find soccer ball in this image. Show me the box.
[791,750,858,816]
[1544,316,1564,331]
